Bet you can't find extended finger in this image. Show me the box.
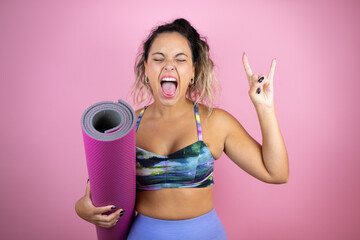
[242,53,253,78]
[267,58,276,83]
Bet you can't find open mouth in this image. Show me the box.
[160,76,178,98]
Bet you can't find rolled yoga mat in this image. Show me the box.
[81,99,136,240]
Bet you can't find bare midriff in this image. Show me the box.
[135,185,214,220]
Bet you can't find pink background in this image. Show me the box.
[1,0,359,239]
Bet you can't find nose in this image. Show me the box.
[164,61,175,71]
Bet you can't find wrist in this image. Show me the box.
[254,103,275,115]
[254,104,279,134]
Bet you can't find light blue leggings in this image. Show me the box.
[127,208,228,240]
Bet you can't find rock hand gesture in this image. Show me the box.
[242,53,276,109]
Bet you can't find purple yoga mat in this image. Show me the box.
[81,99,136,240]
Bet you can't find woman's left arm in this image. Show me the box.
[221,53,289,184]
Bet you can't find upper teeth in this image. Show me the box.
[161,77,177,82]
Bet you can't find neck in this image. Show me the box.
[149,98,193,119]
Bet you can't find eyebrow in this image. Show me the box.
[151,52,188,57]
[175,53,188,57]
[152,52,165,57]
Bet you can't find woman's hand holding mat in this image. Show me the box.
[75,181,125,228]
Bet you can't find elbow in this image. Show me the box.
[271,175,289,184]
[268,159,289,184]
[274,178,289,184]
[264,174,289,184]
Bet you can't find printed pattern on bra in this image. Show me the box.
[135,103,214,191]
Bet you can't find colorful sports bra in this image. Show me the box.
[135,103,215,191]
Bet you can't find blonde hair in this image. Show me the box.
[130,18,220,112]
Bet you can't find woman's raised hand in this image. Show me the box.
[75,180,125,228]
[242,53,276,109]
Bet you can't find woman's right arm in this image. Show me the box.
[75,180,125,228]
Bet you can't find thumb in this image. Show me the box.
[85,179,91,198]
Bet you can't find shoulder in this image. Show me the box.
[196,104,246,156]
[135,108,142,119]
[134,105,147,119]
[197,104,240,127]
[197,104,244,140]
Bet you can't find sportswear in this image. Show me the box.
[135,103,215,191]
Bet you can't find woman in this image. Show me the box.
[75,18,289,239]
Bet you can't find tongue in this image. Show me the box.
[161,82,177,96]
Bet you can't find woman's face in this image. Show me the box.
[144,32,195,106]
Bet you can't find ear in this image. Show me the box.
[144,60,147,75]
[192,62,196,77]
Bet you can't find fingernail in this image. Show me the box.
[258,76,264,83]
[111,206,116,210]
[257,88,261,94]
[243,52,246,55]
[120,213,124,217]
[120,210,125,214]
[116,220,119,223]
[87,178,89,183]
